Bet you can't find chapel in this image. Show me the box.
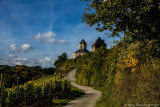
[72,37,107,59]
[72,39,89,59]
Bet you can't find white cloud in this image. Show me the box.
[39,57,53,68]
[11,58,39,66]
[8,54,17,58]
[14,61,23,65]
[44,57,51,61]
[9,44,17,50]
[34,32,56,40]
[58,40,67,44]
[19,44,33,53]
[9,44,33,54]
[33,31,67,44]
[1,57,38,67]
[0,56,54,68]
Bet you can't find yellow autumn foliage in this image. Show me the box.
[124,51,139,72]
[118,42,143,73]
[115,71,122,84]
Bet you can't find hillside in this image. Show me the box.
[62,39,160,107]
[0,65,4,68]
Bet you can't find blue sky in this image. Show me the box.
[0,0,119,68]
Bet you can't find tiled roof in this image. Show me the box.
[79,39,87,44]
[92,37,106,46]
[74,49,89,53]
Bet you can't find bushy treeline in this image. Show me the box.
[0,74,71,106]
[62,39,160,106]
[0,65,55,88]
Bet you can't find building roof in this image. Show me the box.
[92,37,106,47]
[74,49,89,53]
[79,39,87,45]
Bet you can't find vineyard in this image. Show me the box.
[0,74,71,106]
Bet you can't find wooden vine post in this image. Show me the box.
[0,74,3,88]
[16,77,19,99]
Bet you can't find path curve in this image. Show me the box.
[64,69,102,107]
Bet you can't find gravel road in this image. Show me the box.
[64,69,102,107]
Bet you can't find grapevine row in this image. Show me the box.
[0,74,71,106]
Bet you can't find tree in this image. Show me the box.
[54,52,67,68]
[82,0,160,42]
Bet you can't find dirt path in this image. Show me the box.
[64,69,102,107]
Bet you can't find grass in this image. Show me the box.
[93,87,104,92]
[93,87,105,107]
[46,86,85,107]
[52,99,70,107]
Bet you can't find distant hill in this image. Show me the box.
[0,65,5,68]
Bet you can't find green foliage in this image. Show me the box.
[54,52,68,68]
[62,59,76,73]
[97,40,160,107]
[0,74,71,106]
[0,65,55,88]
[63,39,160,106]
[63,46,109,86]
[109,59,160,107]
[51,86,84,107]
[0,88,8,106]
[77,1,160,106]
[82,0,160,42]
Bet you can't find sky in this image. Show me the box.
[0,0,119,68]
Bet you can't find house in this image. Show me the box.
[72,39,89,59]
[92,37,107,52]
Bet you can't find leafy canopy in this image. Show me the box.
[54,52,67,68]
[82,0,160,41]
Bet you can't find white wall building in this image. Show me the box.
[72,39,89,59]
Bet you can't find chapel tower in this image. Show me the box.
[78,39,87,49]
